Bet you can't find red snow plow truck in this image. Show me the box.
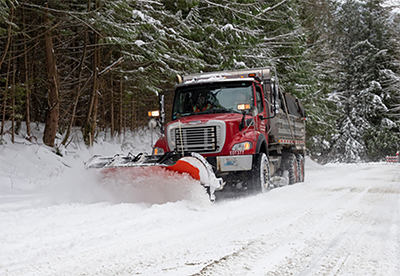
[86,67,306,201]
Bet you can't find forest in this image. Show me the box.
[1,0,399,163]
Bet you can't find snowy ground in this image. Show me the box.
[1,130,400,276]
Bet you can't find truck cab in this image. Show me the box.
[152,68,305,193]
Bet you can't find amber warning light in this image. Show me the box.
[148,110,160,117]
[237,103,251,110]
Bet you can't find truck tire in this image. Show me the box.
[249,153,271,193]
[288,153,298,185]
[295,153,305,182]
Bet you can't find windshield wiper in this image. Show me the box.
[208,107,242,114]
[173,112,196,119]
[174,108,241,119]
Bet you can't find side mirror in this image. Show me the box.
[148,118,157,130]
[250,106,258,117]
[148,110,163,134]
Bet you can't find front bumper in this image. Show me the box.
[216,155,253,172]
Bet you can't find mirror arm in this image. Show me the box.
[239,111,246,131]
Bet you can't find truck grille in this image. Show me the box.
[174,126,218,153]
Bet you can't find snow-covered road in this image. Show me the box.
[1,144,400,275]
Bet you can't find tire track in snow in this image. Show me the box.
[269,169,400,276]
[188,184,372,275]
[2,163,399,275]
[189,164,400,276]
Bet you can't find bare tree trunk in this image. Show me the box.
[1,60,11,139]
[83,41,99,146]
[11,48,16,144]
[1,7,14,141]
[82,0,101,147]
[23,7,32,140]
[134,91,137,129]
[123,105,126,136]
[131,96,134,131]
[61,25,89,146]
[110,75,115,138]
[24,50,32,140]
[42,7,60,148]
[119,76,123,136]
[91,67,99,144]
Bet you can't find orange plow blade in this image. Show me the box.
[165,158,201,181]
[85,152,224,201]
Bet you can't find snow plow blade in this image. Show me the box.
[85,152,224,201]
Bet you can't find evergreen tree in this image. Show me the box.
[282,0,340,162]
[167,0,306,71]
[2,0,398,160]
[330,0,400,162]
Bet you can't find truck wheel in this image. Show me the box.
[288,153,298,185]
[295,154,305,182]
[250,153,271,193]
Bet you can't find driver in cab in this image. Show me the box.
[193,94,212,113]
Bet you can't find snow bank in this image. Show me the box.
[1,126,209,210]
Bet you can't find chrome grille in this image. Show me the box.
[174,126,218,153]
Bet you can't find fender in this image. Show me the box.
[255,133,268,154]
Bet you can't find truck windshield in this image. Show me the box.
[172,81,254,120]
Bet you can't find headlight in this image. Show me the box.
[153,147,165,155]
[231,141,252,151]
